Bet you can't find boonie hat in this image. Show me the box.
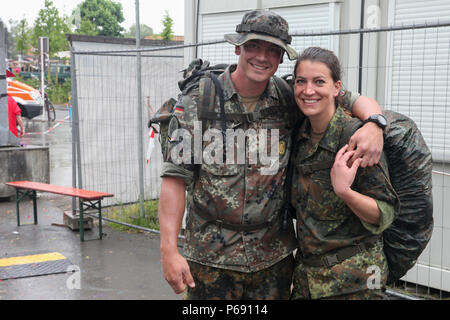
[224,9,297,60]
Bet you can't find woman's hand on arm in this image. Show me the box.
[331,145,381,225]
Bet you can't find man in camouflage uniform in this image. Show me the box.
[158,9,385,300]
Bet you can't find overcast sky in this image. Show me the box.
[0,0,185,35]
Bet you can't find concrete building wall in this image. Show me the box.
[0,146,50,198]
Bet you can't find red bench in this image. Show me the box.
[5,181,113,242]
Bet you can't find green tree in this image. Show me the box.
[160,10,174,41]
[77,19,99,36]
[73,0,125,37]
[124,23,153,38]
[15,18,32,57]
[7,18,32,59]
[32,0,70,57]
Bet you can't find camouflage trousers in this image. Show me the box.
[290,254,387,300]
[183,254,294,300]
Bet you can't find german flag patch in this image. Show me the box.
[175,106,184,113]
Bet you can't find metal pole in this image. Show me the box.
[358,0,365,94]
[40,38,46,121]
[195,0,200,59]
[135,0,145,218]
[70,46,83,214]
[70,46,77,215]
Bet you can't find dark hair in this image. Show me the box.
[294,47,342,81]
[294,46,343,105]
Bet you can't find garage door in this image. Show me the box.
[386,0,450,161]
[197,3,339,77]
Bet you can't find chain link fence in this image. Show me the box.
[70,21,450,299]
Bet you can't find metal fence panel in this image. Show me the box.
[73,48,184,206]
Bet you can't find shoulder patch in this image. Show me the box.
[175,106,184,114]
[168,116,181,142]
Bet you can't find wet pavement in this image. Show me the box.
[0,107,179,300]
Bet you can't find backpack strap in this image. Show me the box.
[282,119,302,230]
[200,105,284,123]
[273,75,304,128]
[273,75,294,106]
[209,71,227,164]
[198,75,295,125]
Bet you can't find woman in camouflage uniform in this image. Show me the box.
[290,47,400,300]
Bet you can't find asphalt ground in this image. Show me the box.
[1,106,180,300]
[0,193,179,300]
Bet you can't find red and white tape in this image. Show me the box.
[24,115,70,136]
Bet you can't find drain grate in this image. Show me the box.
[0,252,73,280]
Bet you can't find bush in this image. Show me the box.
[106,200,160,232]
[47,78,71,104]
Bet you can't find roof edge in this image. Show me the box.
[65,34,183,47]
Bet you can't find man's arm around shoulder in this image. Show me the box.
[349,95,384,167]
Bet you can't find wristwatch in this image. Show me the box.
[363,114,387,130]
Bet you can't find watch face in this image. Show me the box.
[375,115,387,127]
[367,114,387,129]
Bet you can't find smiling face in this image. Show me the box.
[235,39,283,85]
[294,60,341,123]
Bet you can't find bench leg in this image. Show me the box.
[98,200,102,240]
[78,199,103,241]
[32,190,38,225]
[14,189,38,226]
[15,189,20,227]
[79,198,84,242]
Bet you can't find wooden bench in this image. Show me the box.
[5,181,114,242]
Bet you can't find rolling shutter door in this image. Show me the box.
[197,3,338,76]
[197,11,246,66]
[272,4,337,76]
[387,0,450,161]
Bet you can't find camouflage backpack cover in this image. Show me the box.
[339,109,434,284]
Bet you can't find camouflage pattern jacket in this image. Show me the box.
[291,107,400,299]
[161,65,298,272]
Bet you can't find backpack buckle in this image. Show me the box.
[297,164,313,176]
[215,219,223,231]
[323,254,339,267]
[245,113,255,123]
[244,111,261,123]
